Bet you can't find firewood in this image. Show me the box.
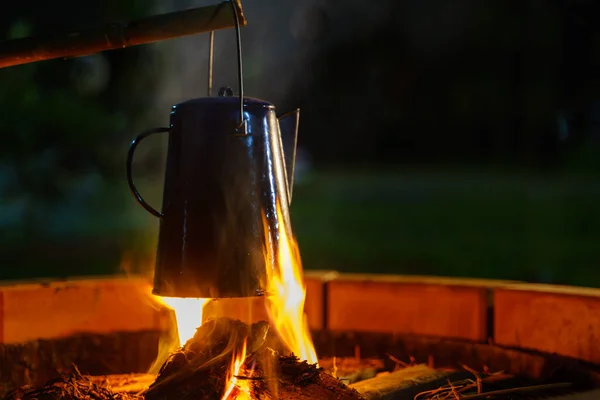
[144,317,365,400]
[84,358,382,397]
[254,354,365,400]
[143,318,268,400]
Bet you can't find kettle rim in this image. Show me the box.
[173,96,275,111]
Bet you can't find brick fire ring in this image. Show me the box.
[1,271,600,395]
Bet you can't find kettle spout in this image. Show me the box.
[278,109,300,204]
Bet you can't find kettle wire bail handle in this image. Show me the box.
[126,127,170,219]
[229,0,247,134]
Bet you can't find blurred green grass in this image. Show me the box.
[290,168,600,287]
[4,167,600,288]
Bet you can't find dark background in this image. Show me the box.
[1,0,600,286]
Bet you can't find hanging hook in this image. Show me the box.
[230,0,247,134]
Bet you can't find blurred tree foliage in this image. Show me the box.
[291,0,600,168]
[0,0,162,278]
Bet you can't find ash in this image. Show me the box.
[2,367,141,400]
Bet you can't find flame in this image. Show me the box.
[263,200,318,365]
[160,297,211,346]
[222,338,252,400]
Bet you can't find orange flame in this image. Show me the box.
[263,200,318,365]
[222,338,252,400]
[160,297,211,346]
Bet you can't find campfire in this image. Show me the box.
[3,196,599,398]
[142,201,356,399]
[6,198,597,399]
[137,201,344,400]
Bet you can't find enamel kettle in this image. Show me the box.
[126,90,299,298]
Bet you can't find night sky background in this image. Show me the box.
[1,0,600,286]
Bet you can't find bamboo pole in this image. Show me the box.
[0,0,245,69]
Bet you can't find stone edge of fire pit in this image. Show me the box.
[4,272,600,371]
[324,273,520,342]
[494,283,600,365]
[0,275,171,344]
[0,271,335,344]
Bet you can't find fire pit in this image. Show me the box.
[2,1,599,399]
[1,273,600,399]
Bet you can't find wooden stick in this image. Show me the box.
[0,0,246,69]
[460,382,572,399]
[350,364,471,400]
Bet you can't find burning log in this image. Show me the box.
[144,317,364,400]
[144,318,268,399]
[255,355,364,400]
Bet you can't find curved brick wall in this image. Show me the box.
[0,272,597,365]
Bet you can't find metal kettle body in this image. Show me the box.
[126,96,299,299]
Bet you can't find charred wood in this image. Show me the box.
[144,317,364,400]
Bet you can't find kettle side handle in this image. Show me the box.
[126,127,170,218]
[278,109,300,204]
